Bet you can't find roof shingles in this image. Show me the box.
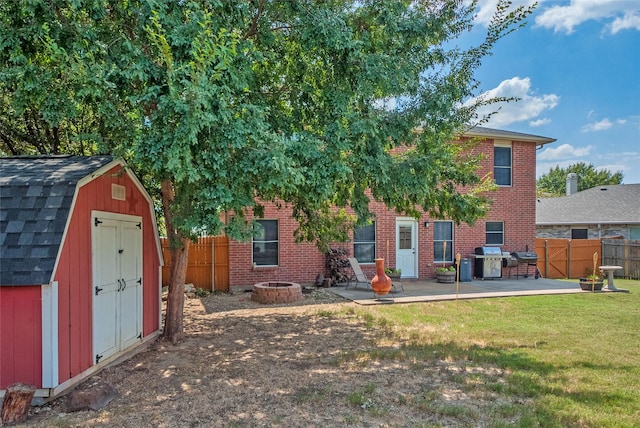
[536,184,640,225]
[0,155,114,286]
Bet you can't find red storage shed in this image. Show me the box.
[0,155,163,399]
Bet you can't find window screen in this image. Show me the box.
[494,146,512,186]
[486,221,504,245]
[571,228,588,239]
[354,222,376,263]
[434,221,453,263]
[253,220,278,266]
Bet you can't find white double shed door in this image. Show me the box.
[91,211,143,365]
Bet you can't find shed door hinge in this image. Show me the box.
[95,286,103,295]
[96,354,103,364]
[94,218,103,227]
[137,222,141,229]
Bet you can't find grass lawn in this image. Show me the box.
[342,279,640,427]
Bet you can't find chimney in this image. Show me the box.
[566,173,577,196]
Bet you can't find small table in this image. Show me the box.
[599,265,623,291]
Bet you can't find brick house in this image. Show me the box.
[229,126,556,287]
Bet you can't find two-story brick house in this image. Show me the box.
[229,126,556,287]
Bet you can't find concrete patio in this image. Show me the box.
[327,276,602,305]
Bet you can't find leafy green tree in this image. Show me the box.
[537,162,624,197]
[1,0,533,342]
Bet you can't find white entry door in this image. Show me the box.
[92,211,142,364]
[396,219,417,278]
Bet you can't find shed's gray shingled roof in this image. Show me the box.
[536,184,640,225]
[0,155,114,286]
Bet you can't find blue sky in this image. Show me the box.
[463,0,640,184]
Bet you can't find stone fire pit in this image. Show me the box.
[251,281,303,304]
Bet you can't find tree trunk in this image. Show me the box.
[1,383,36,425]
[164,238,190,344]
[160,178,190,344]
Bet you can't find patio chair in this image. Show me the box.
[346,257,404,294]
[346,257,372,290]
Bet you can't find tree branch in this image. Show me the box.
[243,0,266,40]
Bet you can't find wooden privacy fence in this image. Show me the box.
[536,238,639,280]
[601,239,640,280]
[161,236,229,291]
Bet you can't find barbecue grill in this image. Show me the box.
[473,247,508,279]
[503,251,540,279]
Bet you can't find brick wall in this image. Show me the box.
[229,137,541,287]
[537,224,632,239]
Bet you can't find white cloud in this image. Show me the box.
[596,162,626,173]
[467,77,559,128]
[536,144,595,178]
[610,12,640,34]
[530,118,551,127]
[537,143,593,161]
[469,0,538,27]
[536,160,574,178]
[535,0,640,34]
[581,118,613,132]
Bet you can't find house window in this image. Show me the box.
[630,227,640,240]
[571,228,588,239]
[494,145,512,186]
[486,221,504,245]
[253,220,278,266]
[354,222,376,263]
[434,221,453,263]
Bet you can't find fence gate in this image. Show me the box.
[536,238,602,279]
[161,236,229,291]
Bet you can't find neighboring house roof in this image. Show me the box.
[465,126,557,145]
[0,155,115,285]
[536,184,640,226]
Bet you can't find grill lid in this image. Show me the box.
[511,251,538,261]
[475,246,503,255]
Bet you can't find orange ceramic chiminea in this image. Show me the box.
[370,258,392,295]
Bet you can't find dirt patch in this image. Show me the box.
[21,288,518,427]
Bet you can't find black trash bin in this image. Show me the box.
[459,258,472,282]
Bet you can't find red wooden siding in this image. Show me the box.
[0,286,42,389]
[53,164,161,385]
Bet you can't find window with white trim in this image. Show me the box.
[253,220,278,266]
[494,144,512,186]
[486,221,504,245]
[433,221,453,263]
[354,222,376,263]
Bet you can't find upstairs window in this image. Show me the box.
[253,220,278,266]
[494,145,512,186]
[354,222,376,263]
